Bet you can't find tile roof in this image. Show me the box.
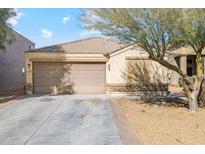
[27,37,128,54]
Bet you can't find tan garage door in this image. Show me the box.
[33,62,106,94]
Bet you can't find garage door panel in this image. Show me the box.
[71,79,105,85]
[71,76,105,80]
[71,71,105,77]
[34,79,62,87]
[73,87,105,94]
[71,63,105,93]
[34,63,63,71]
[34,72,64,78]
[33,62,105,94]
[34,86,52,94]
[71,63,104,68]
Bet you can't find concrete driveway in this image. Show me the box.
[0,94,121,145]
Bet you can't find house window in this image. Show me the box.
[187,67,193,76]
[187,56,196,76]
[187,59,193,64]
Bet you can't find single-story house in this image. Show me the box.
[0,30,35,95]
[25,37,205,94]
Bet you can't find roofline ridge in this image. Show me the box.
[35,37,108,50]
[9,28,35,44]
[96,37,125,45]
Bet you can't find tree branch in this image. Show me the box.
[149,55,193,86]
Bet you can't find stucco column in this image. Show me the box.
[25,58,33,95]
[180,56,187,75]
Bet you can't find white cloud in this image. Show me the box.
[7,9,24,26]
[41,29,53,39]
[79,30,102,38]
[62,16,69,24]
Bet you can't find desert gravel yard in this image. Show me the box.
[0,94,122,145]
[117,98,205,144]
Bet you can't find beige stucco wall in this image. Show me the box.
[106,46,146,84]
[106,46,169,85]
[0,31,34,94]
[168,55,190,86]
[168,56,180,86]
[127,60,169,84]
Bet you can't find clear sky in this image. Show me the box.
[9,8,101,48]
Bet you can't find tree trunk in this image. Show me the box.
[150,51,204,112]
[188,51,204,112]
[189,82,200,112]
[189,93,198,112]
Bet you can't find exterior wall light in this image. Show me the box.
[27,63,31,71]
[22,67,25,75]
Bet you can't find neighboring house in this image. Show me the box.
[0,30,35,95]
[24,37,205,94]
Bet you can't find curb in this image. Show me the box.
[110,99,139,145]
